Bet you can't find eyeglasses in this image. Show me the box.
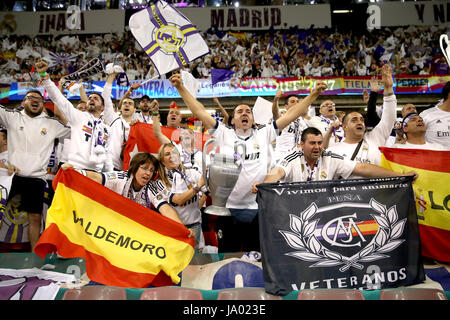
[321,103,335,108]
[139,166,154,173]
[26,96,43,102]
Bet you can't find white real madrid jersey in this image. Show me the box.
[277,149,356,182]
[169,168,202,225]
[420,106,450,150]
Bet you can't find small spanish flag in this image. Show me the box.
[35,168,195,288]
[380,147,450,262]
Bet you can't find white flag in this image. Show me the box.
[252,97,274,125]
[180,69,200,99]
[129,0,210,77]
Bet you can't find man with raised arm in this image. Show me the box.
[170,72,327,253]
[36,61,113,172]
[328,64,398,177]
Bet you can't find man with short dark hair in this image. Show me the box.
[0,89,70,251]
[392,113,445,150]
[135,95,156,124]
[253,127,417,186]
[37,61,113,172]
[170,72,328,252]
[328,64,397,175]
[419,81,450,150]
[271,91,310,163]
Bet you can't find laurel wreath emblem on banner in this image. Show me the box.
[279,199,406,272]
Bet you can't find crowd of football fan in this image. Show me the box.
[0,26,448,256]
[0,25,449,83]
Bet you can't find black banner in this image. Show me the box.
[256,176,425,296]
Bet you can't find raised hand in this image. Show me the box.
[35,61,48,74]
[381,64,393,89]
[169,73,183,89]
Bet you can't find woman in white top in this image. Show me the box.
[157,143,207,251]
[61,152,188,230]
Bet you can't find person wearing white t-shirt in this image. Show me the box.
[419,81,450,150]
[253,127,417,186]
[108,97,136,171]
[38,61,114,172]
[0,89,70,251]
[304,99,344,149]
[271,91,312,165]
[60,152,186,227]
[272,92,299,159]
[392,113,446,150]
[329,64,397,177]
[157,143,207,250]
[169,72,328,252]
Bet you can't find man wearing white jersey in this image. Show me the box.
[272,91,310,164]
[392,113,445,150]
[0,89,70,251]
[328,64,397,178]
[102,75,140,171]
[304,98,344,148]
[108,97,137,171]
[420,81,450,150]
[170,73,327,252]
[37,61,113,172]
[253,127,417,186]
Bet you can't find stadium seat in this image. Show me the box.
[217,287,282,300]
[297,289,365,300]
[62,285,127,300]
[140,287,203,300]
[379,288,448,300]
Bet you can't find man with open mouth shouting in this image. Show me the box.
[169,72,327,253]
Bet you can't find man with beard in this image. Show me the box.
[37,61,113,172]
[0,89,70,251]
[135,95,156,124]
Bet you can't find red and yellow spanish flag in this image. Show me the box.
[35,169,195,288]
[123,122,212,171]
[380,147,450,262]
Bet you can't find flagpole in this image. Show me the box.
[141,74,160,86]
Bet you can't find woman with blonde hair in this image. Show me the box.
[157,143,207,251]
